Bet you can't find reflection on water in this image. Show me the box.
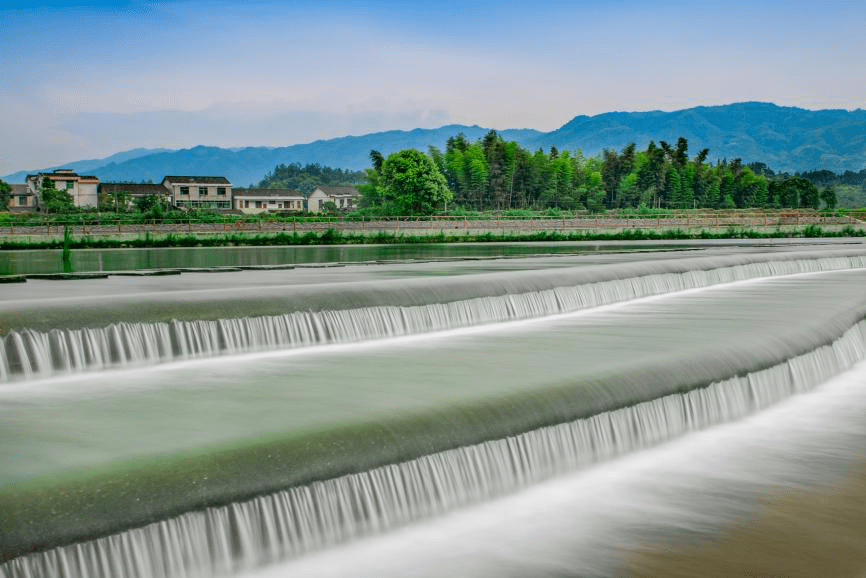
[2,239,861,276]
[0,243,688,275]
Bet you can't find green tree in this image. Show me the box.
[0,179,10,210]
[381,149,452,215]
[134,194,163,213]
[322,200,338,214]
[40,179,75,213]
[820,186,837,210]
[98,190,131,212]
[369,150,385,175]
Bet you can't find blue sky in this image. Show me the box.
[2,0,865,174]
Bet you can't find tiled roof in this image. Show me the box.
[100,183,169,196]
[9,184,30,195]
[233,188,304,198]
[163,176,231,185]
[315,185,360,197]
[28,172,79,180]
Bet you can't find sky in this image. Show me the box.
[1,0,865,174]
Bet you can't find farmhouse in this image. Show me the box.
[7,171,361,214]
[7,184,35,210]
[233,189,305,213]
[307,185,360,213]
[26,169,100,209]
[161,176,232,210]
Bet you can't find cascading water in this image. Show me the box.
[2,243,866,578]
[3,253,865,382]
[4,320,865,578]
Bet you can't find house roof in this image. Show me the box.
[314,185,360,197]
[233,188,304,199]
[100,183,169,196]
[9,184,30,195]
[163,176,231,185]
[26,171,99,181]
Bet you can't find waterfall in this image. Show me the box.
[3,254,865,382]
[4,320,865,578]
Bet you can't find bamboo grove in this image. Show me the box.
[361,130,835,214]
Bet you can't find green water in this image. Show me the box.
[0,241,753,276]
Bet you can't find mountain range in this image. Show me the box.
[5,102,866,186]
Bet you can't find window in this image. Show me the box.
[255,201,262,208]
[63,181,73,190]
[199,187,208,196]
[217,187,226,196]
[180,186,189,195]
[18,195,27,206]
[318,199,324,210]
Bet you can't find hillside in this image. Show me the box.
[3,148,172,185]
[527,102,866,174]
[4,103,865,185]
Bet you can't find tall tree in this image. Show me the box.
[0,179,10,211]
[369,150,385,175]
[381,149,452,215]
[820,186,837,210]
[40,179,75,214]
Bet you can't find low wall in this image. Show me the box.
[0,214,863,241]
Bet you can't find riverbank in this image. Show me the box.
[1,224,865,251]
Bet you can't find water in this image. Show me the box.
[2,241,866,577]
[4,252,865,382]
[258,359,866,578]
[1,238,860,276]
[0,242,693,276]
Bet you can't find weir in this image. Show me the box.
[4,321,866,578]
[2,244,866,578]
[3,251,866,382]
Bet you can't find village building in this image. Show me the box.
[5,171,361,215]
[161,176,232,210]
[25,169,100,209]
[7,184,35,210]
[233,189,305,213]
[98,183,172,209]
[306,185,360,213]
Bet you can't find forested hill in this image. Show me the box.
[257,163,365,193]
[527,102,866,175]
[5,102,865,185]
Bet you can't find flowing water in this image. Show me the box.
[1,240,866,577]
[0,238,849,276]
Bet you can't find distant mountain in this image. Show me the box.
[525,102,866,174]
[5,103,866,185]
[3,148,173,184]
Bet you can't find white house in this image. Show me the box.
[233,189,305,214]
[306,185,360,214]
[25,169,100,209]
[162,176,232,209]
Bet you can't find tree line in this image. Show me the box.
[358,131,842,214]
[257,162,365,193]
